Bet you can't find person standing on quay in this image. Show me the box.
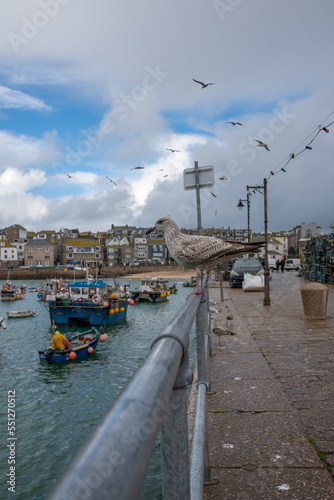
[280,259,285,272]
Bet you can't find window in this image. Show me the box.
[37,248,42,252]
[27,255,33,259]
[66,246,73,251]
[45,247,49,252]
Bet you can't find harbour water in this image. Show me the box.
[0,278,197,499]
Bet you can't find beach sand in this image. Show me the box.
[124,267,196,280]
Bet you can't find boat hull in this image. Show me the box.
[7,310,37,318]
[47,300,128,327]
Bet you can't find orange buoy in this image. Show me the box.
[69,351,77,360]
[129,299,135,306]
[87,347,94,354]
[109,309,115,315]
[114,308,119,314]
[120,307,125,312]
[110,293,116,299]
[100,333,108,342]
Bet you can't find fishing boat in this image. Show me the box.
[38,327,107,363]
[168,283,178,294]
[1,282,27,300]
[45,272,133,327]
[182,277,197,288]
[7,310,37,319]
[131,277,169,303]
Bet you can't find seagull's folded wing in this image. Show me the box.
[178,238,239,264]
[178,237,263,265]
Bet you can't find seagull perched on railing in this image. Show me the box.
[146,216,264,293]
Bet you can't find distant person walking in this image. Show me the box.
[276,259,280,272]
[280,259,285,272]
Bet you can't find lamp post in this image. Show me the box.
[237,194,251,243]
[246,179,270,306]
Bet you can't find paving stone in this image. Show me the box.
[203,468,334,500]
[210,352,273,380]
[207,412,320,468]
[208,378,292,413]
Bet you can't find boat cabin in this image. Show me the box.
[67,281,107,300]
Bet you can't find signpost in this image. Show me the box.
[183,162,214,234]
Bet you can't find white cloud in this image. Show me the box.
[0,85,52,111]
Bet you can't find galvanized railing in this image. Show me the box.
[48,276,215,499]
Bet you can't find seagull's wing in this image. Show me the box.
[254,140,263,145]
[178,236,264,266]
[193,78,205,86]
[264,145,270,151]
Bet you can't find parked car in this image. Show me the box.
[285,258,300,271]
[229,257,263,288]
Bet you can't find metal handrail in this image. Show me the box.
[48,277,213,500]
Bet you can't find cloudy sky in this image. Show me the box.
[0,0,333,235]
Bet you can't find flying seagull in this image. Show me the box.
[165,148,180,153]
[163,175,168,178]
[146,216,264,293]
[105,176,117,186]
[64,173,76,179]
[193,78,215,89]
[210,192,217,198]
[219,176,227,181]
[226,121,243,126]
[254,140,270,151]
[131,166,145,170]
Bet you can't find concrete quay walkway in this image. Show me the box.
[204,271,334,500]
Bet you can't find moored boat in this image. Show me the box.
[45,273,133,327]
[1,282,27,300]
[182,277,197,288]
[7,310,37,319]
[38,327,107,363]
[131,277,170,303]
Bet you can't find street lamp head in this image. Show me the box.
[237,199,245,211]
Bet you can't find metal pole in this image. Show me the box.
[247,192,251,243]
[194,161,202,235]
[263,178,271,306]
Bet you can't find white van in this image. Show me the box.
[268,259,276,270]
[285,258,300,271]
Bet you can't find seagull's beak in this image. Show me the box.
[145,226,155,235]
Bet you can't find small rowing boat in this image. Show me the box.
[7,310,37,319]
[38,327,107,363]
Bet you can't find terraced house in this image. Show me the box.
[24,240,56,267]
[61,239,103,268]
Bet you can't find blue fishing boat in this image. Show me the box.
[45,274,132,327]
[39,327,106,363]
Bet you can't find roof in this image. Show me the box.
[65,239,100,247]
